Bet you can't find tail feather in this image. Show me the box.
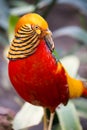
[66,71,87,99]
[82,81,87,98]
[57,62,87,99]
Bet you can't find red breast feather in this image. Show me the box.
[8,40,69,112]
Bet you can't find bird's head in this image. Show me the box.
[8,13,54,60]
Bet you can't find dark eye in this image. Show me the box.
[35,25,39,29]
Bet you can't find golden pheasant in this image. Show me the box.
[7,13,87,130]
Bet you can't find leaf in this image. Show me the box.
[8,15,19,42]
[37,0,53,8]
[10,5,35,16]
[73,99,87,119]
[0,32,9,45]
[13,102,44,130]
[53,124,61,130]
[0,0,9,30]
[9,0,29,7]
[58,0,87,15]
[56,101,82,130]
[53,26,87,45]
[60,55,80,77]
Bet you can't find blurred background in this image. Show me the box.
[0,0,87,130]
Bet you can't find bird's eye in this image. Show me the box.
[35,25,39,29]
[34,25,41,35]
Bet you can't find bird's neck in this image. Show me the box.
[9,39,57,73]
[32,39,56,63]
[27,39,56,70]
[27,39,57,71]
[35,39,51,56]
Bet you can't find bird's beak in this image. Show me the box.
[44,29,55,51]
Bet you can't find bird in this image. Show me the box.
[7,13,87,130]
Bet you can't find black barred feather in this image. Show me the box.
[7,24,40,60]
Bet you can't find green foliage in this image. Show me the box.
[13,102,44,130]
[8,15,19,42]
[58,0,87,15]
[0,0,9,30]
[73,98,87,119]
[56,102,82,130]
[53,26,87,45]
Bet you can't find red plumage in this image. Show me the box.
[8,13,87,130]
[8,40,69,112]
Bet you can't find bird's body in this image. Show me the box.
[8,39,69,112]
[7,13,87,130]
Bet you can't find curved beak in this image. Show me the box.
[44,29,55,51]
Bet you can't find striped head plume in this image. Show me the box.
[7,13,54,60]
